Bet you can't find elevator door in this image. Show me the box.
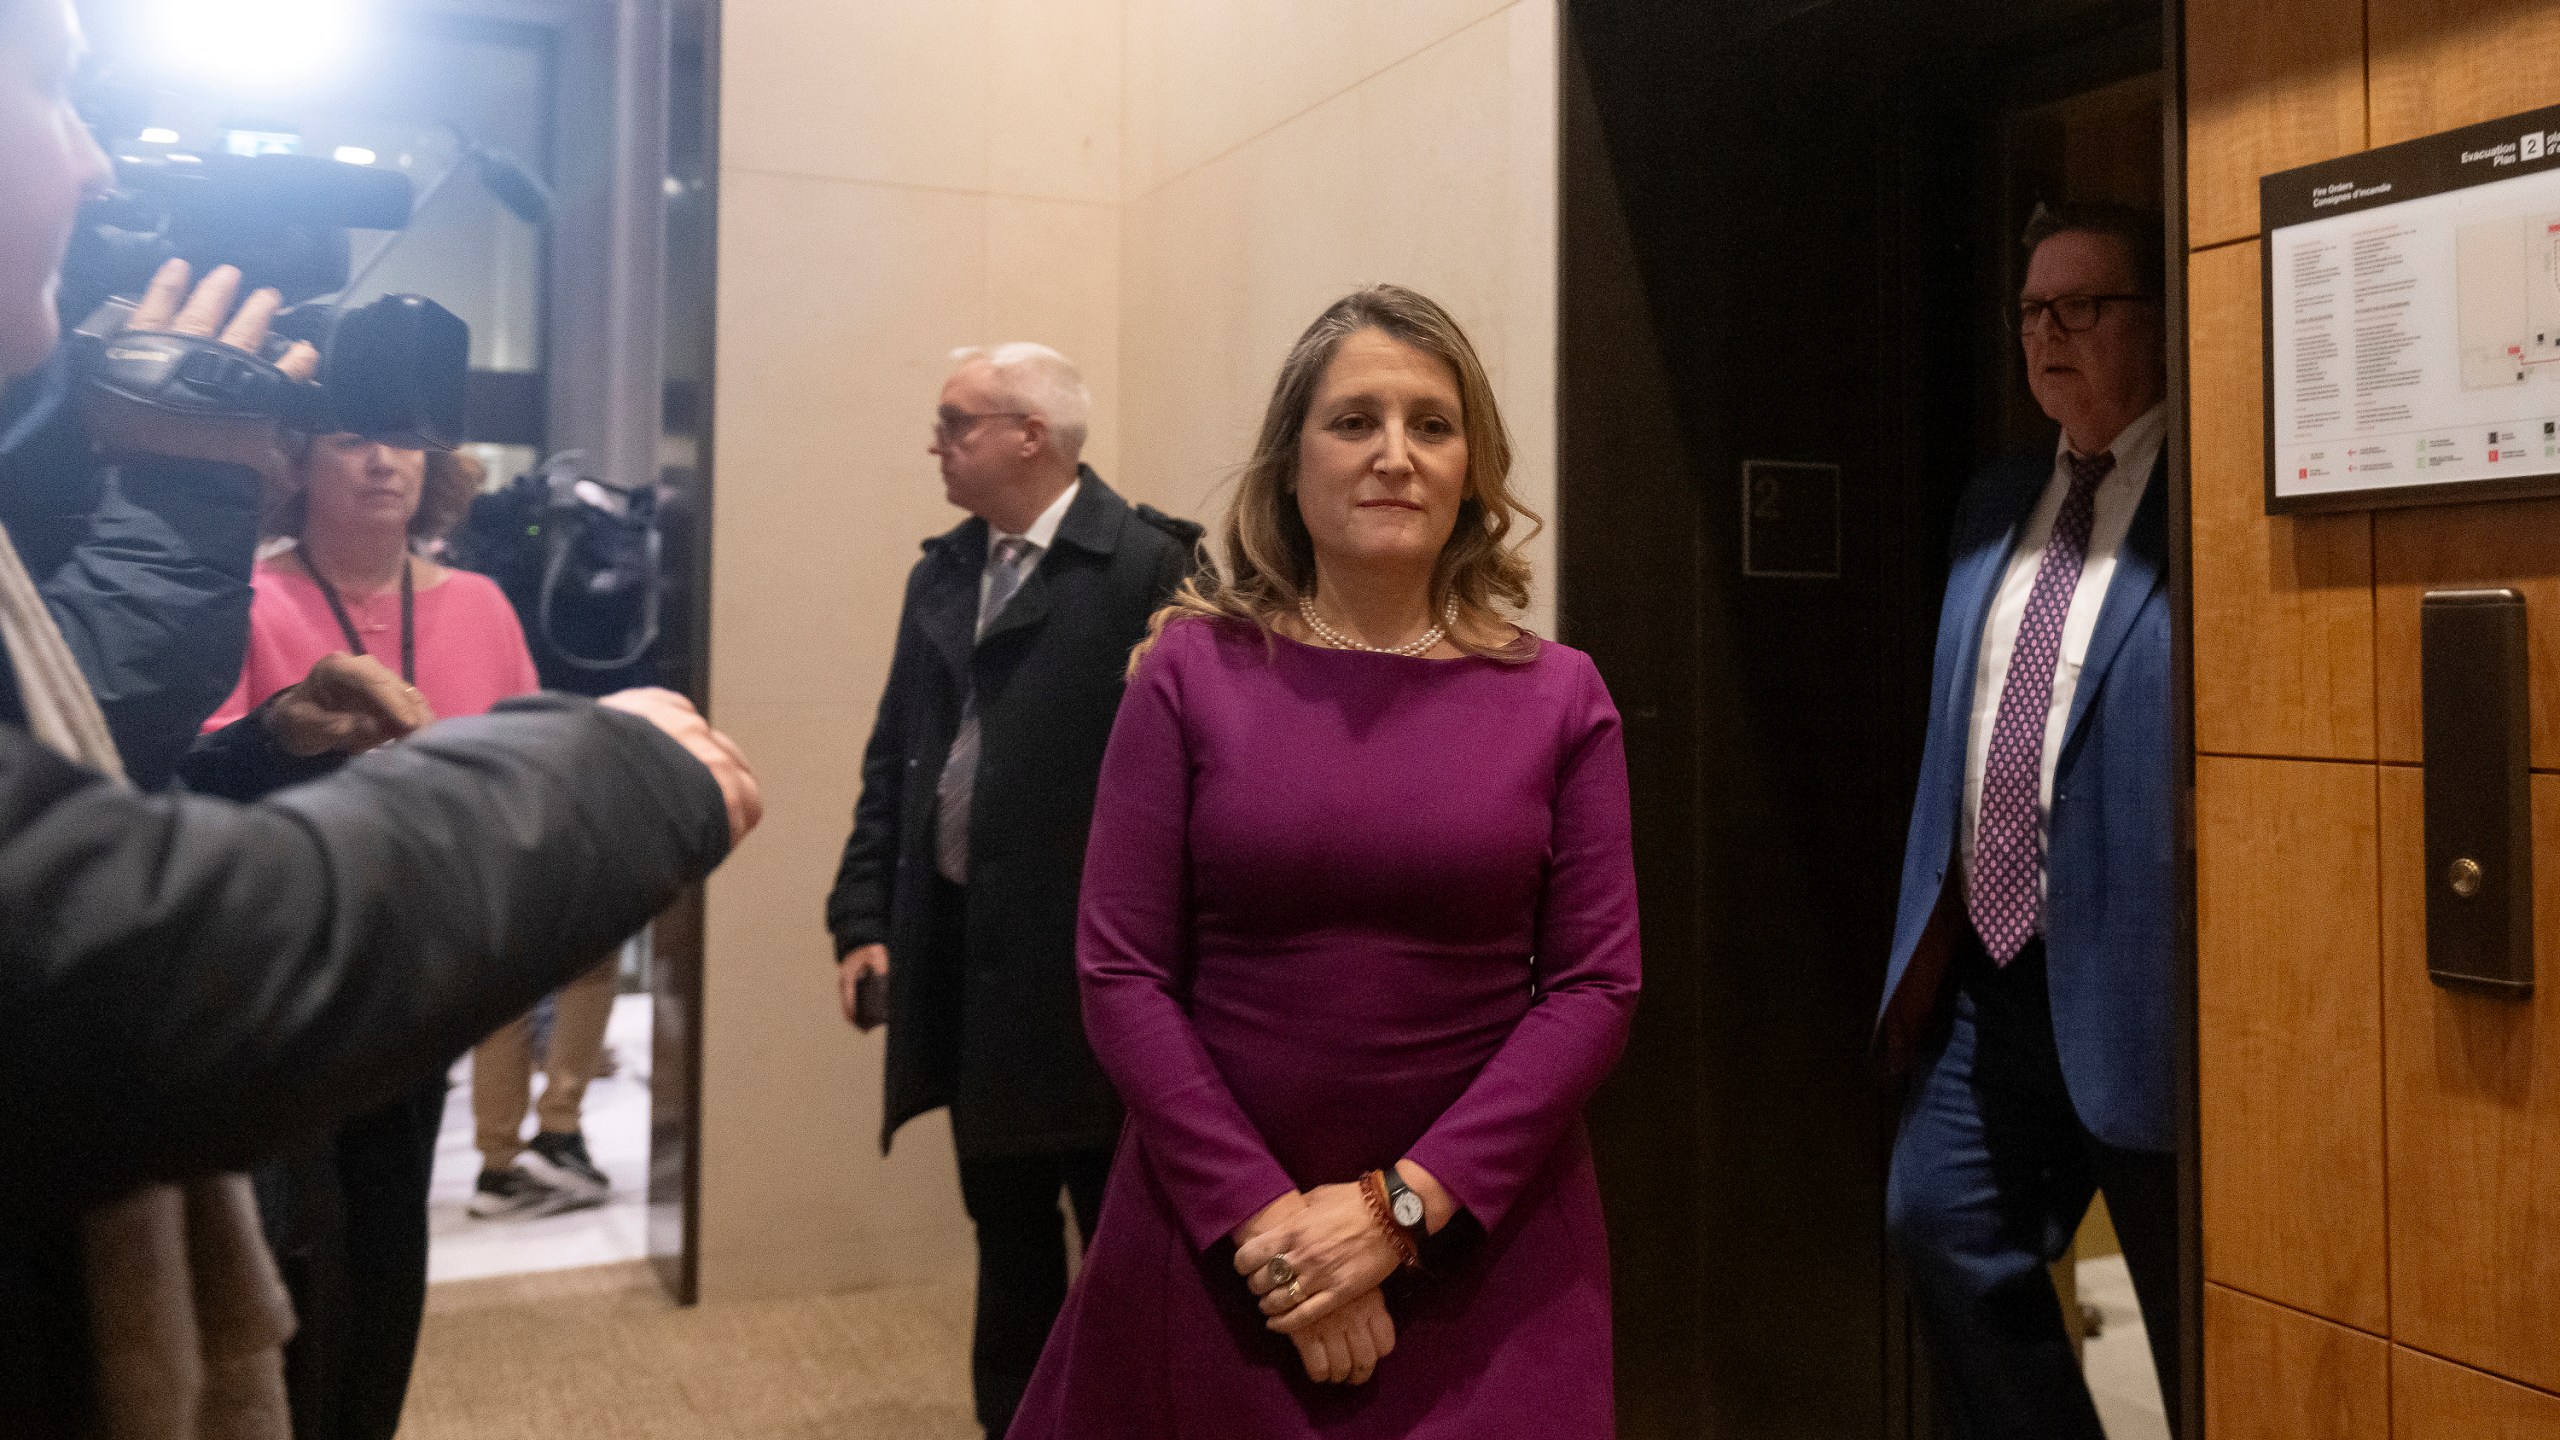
[1561,2,2166,1435]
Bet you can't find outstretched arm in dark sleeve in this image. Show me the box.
[0,693,730,1221]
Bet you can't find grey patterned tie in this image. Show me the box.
[936,537,1035,884]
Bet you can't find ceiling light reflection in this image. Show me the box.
[148,0,358,87]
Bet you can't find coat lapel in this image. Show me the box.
[976,469,1124,650]
[2060,452,2167,755]
[919,520,985,690]
[1940,455,2049,734]
[977,561,1053,648]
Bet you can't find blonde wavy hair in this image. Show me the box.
[1132,284,1540,673]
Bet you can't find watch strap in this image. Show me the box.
[1360,1169,1424,1272]
[1380,1168,1428,1256]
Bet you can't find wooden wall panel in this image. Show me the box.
[2380,772,2560,1395]
[2202,1286,2390,1440]
[2373,503,2560,767]
[2393,1347,2560,1439]
[2197,756,2389,1330]
[2189,243,2375,761]
[2184,0,2364,246]
[2369,0,2560,146]
[2196,0,2560,1427]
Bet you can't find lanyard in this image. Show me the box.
[307,552,416,684]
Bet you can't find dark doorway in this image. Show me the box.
[1558,2,2167,1435]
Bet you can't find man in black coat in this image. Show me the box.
[827,341,1199,1437]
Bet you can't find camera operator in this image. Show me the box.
[3,200,319,788]
[0,3,762,1437]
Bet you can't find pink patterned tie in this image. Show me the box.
[1968,449,2112,963]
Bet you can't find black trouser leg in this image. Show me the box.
[259,1139,348,1440]
[957,1148,1115,1438]
[2094,1141,2183,1436]
[327,1073,449,1440]
[1060,1148,1110,1250]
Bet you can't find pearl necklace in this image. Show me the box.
[1297,596,1458,657]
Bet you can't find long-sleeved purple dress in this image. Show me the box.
[1008,617,1641,1439]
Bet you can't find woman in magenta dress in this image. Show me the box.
[1009,285,1640,1439]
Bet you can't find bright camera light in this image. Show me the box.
[138,126,182,145]
[150,0,358,87]
[334,145,377,166]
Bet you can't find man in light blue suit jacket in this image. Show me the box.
[1877,204,2179,1439]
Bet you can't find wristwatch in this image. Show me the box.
[1381,1166,1428,1246]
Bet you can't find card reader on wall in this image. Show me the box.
[2420,589,2535,995]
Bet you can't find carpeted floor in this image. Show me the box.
[400,1262,980,1439]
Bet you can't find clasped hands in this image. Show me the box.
[1229,1163,1453,1388]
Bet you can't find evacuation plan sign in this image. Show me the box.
[2263,101,2560,512]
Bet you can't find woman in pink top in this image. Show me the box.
[207,437,536,729]
[205,432,604,1438]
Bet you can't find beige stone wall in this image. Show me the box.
[700,0,1123,1303]
[1118,0,1560,635]
[700,0,1557,1302]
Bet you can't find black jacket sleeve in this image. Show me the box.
[0,693,730,1222]
[825,581,923,959]
[174,697,342,802]
[0,357,267,791]
[35,456,264,792]
[1149,523,1199,603]
[1134,503,1207,597]
[2,445,265,792]
[41,456,264,784]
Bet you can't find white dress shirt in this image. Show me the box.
[980,479,1079,620]
[1957,403,2164,893]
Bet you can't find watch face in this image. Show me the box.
[1393,1191,1424,1227]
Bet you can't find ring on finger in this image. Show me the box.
[1263,1255,1297,1290]
[1285,1277,1304,1308]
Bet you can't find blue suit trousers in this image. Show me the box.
[1887,931,2182,1439]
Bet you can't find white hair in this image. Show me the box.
[949,341,1091,461]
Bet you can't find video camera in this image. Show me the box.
[445,452,665,693]
[59,148,470,451]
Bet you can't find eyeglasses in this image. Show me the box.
[2014,293,2154,334]
[931,410,1028,445]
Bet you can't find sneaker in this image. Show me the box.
[521,1130,610,1205]
[468,1166,564,1219]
